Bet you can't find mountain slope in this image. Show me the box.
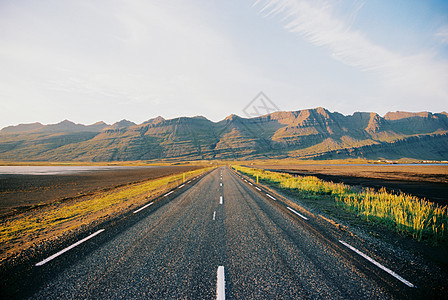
[1,108,447,161]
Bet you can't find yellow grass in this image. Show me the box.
[233,165,447,243]
[340,188,447,242]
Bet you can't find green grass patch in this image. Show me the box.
[233,165,447,244]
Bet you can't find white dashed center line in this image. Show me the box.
[216,266,226,300]
[220,196,223,204]
[213,211,216,220]
[178,184,185,189]
[255,187,261,191]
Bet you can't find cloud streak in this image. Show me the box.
[0,0,446,129]
[254,0,448,102]
[435,26,448,44]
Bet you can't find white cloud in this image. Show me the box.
[254,0,448,107]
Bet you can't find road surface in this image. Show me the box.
[2,167,420,299]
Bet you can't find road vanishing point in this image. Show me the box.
[2,167,420,299]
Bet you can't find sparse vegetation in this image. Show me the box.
[0,167,211,257]
[233,165,447,244]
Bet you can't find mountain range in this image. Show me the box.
[1,108,447,161]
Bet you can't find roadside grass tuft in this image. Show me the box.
[233,165,447,244]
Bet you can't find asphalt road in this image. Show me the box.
[2,167,421,299]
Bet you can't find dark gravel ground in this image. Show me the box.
[0,165,199,217]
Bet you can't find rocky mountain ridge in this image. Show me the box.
[1,108,447,161]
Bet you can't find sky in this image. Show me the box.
[0,0,447,128]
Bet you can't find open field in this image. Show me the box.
[0,159,221,166]
[0,165,201,217]
[252,163,448,183]
[0,167,212,263]
[252,163,448,205]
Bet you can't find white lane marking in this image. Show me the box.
[35,229,105,266]
[220,196,223,204]
[213,211,216,221]
[178,184,185,189]
[164,191,174,197]
[339,240,415,288]
[133,202,154,214]
[255,187,261,191]
[265,193,276,201]
[286,206,309,220]
[187,181,191,183]
[216,266,225,300]
[248,182,253,186]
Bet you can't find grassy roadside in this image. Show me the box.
[0,167,213,263]
[232,165,447,245]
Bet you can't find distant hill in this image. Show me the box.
[1,108,447,161]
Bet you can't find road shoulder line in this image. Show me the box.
[133,202,154,214]
[35,229,105,266]
[339,240,415,288]
[287,206,309,220]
